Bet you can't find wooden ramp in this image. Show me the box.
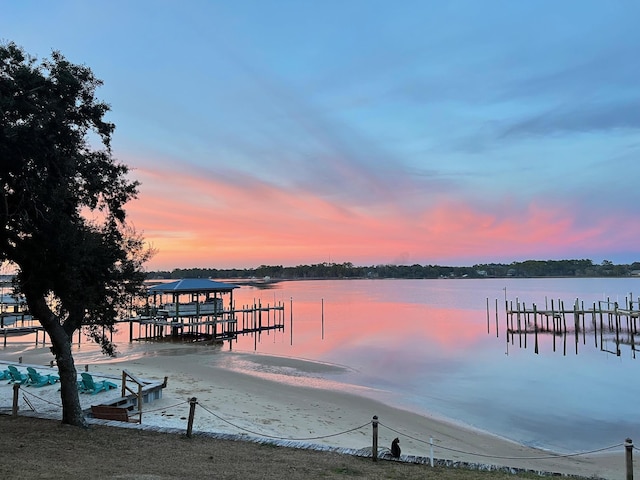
[89,370,166,424]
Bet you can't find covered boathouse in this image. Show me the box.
[148,278,238,318]
[130,278,285,345]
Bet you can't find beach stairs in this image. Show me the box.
[88,369,166,424]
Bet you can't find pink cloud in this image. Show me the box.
[123,160,640,270]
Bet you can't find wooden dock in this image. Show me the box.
[89,369,166,424]
[1,322,46,347]
[488,294,640,357]
[0,301,289,350]
[0,279,291,350]
[126,300,287,348]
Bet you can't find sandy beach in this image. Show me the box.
[0,342,629,480]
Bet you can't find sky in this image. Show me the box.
[2,1,640,270]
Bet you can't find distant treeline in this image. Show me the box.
[146,259,640,280]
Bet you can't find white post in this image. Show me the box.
[429,436,434,467]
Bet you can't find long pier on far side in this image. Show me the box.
[486,293,640,357]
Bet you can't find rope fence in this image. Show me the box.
[21,387,63,409]
[2,384,636,479]
[181,396,635,478]
[378,420,624,461]
[197,400,370,441]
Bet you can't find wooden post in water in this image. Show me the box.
[523,302,527,349]
[593,303,598,348]
[322,298,325,340]
[533,303,538,354]
[290,297,293,346]
[509,300,514,344]
[574,299,580,355]
[254,304,257,351]
[608,297,613,329]
[581,300,586,345]
[630,297,637,358]
[599,302,604,350]
[561,301,567,356]
[267,303,271,335]
[551,299,557,352]
[495,298,499,338]
[372,415,379,462]
[615,302,621,356]
[486,298,490,334]
[517,299,522,348]
[546,302,550,331]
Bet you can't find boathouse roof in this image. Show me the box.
[147,278,239,294]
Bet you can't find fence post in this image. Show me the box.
[430,436,434,467]
[372,415,378,462]
[626,438,634,480]
[186,397,197,438]
[12,384,20,416]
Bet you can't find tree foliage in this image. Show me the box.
[0,42,151,425]
[148,258,639,281]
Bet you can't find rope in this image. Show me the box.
[378,422,430,444]
[140,400,189,415]
[434,441,624,460]
[21,388,62,408]
[197,401,370,442]
[18,388,188,415]
[378,422,623,460]
[8,384,631,465]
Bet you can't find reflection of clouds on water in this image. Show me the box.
[5,278,640,455]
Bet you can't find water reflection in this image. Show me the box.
[494,293,640,359]
[4,278,640,453]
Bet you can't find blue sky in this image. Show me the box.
[3,1,640,269]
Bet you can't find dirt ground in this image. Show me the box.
[0,416,543,480]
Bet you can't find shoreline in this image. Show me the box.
[0,342,627,479]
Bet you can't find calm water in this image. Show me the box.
[6,277,640,452]
[227,277,640,453]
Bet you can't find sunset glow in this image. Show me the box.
[4,1,640,269]
[126,160,640,269]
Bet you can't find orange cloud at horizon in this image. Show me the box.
[124,161,638,270]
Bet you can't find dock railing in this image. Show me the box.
[121,369,145,423]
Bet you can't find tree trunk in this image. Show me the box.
[24,292,87,427]
[53,330,87,427]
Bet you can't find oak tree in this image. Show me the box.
[0,42,151,426]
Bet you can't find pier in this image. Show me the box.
[1,278,288,350]
[127,278,287,348]
[1,315,46,347]
[488,293,640,357]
